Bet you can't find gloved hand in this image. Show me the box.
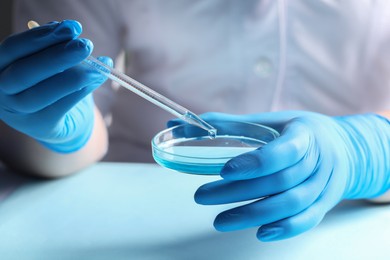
[192,111,390,241]
[0,20,112,153]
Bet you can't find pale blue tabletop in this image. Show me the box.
[0,162,389,260]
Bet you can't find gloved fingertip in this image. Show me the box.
[213,223,226,232]
[97,56,114,68]
[257,226,283,242]
[72,20,83,35]
[194,185,209,205]
[220,152,261,180]
[219,161,236,179]
[65,38,93,54]
[220,158,246,180]
[82,39,93,51]
[213,211,242,232]
[53,20,82,38]
[62,20,82,35]
[213,215,228,232]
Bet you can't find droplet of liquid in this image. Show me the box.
[208,129,217,139]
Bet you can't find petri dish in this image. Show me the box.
[152,121,279,175]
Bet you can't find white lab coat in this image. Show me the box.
[13,0,390,172]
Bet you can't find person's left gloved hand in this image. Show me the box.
[190,111,390,242]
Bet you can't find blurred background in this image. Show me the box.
[0,0,12,41]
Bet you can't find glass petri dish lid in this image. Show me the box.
[152,120,279,175]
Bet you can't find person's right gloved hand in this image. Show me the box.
[0,20,112,153]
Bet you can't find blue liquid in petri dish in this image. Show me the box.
[154,143,263,174]
[152,121,279,175]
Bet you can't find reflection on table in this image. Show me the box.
[0,162,389,260]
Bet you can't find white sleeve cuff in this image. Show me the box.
[368,190,390,203]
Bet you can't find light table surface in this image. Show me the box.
[0,162,389,260]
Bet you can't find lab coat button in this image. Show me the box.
[254,57,273,78]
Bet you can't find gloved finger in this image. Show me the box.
[0,38,93,95]
[0,20,82,71]
[195,148,319,204]
[168,111,314,132]
[4,56,113,114]
[221,119,310,180]
[213,161,332,232]
[257,169,345,242]
[30,56,111,121]
[195,111,315,133]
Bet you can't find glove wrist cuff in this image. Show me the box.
[336,114,390,199]
[38,116,95,154]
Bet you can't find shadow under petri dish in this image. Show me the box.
[152,121,279,175]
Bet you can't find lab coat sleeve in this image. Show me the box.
[12,0,124,119]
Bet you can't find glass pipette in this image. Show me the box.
[28,21,217,138]
[83,56,216,137]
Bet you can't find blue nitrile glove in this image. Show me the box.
[191,111,390,242]
[0,20,112,153]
